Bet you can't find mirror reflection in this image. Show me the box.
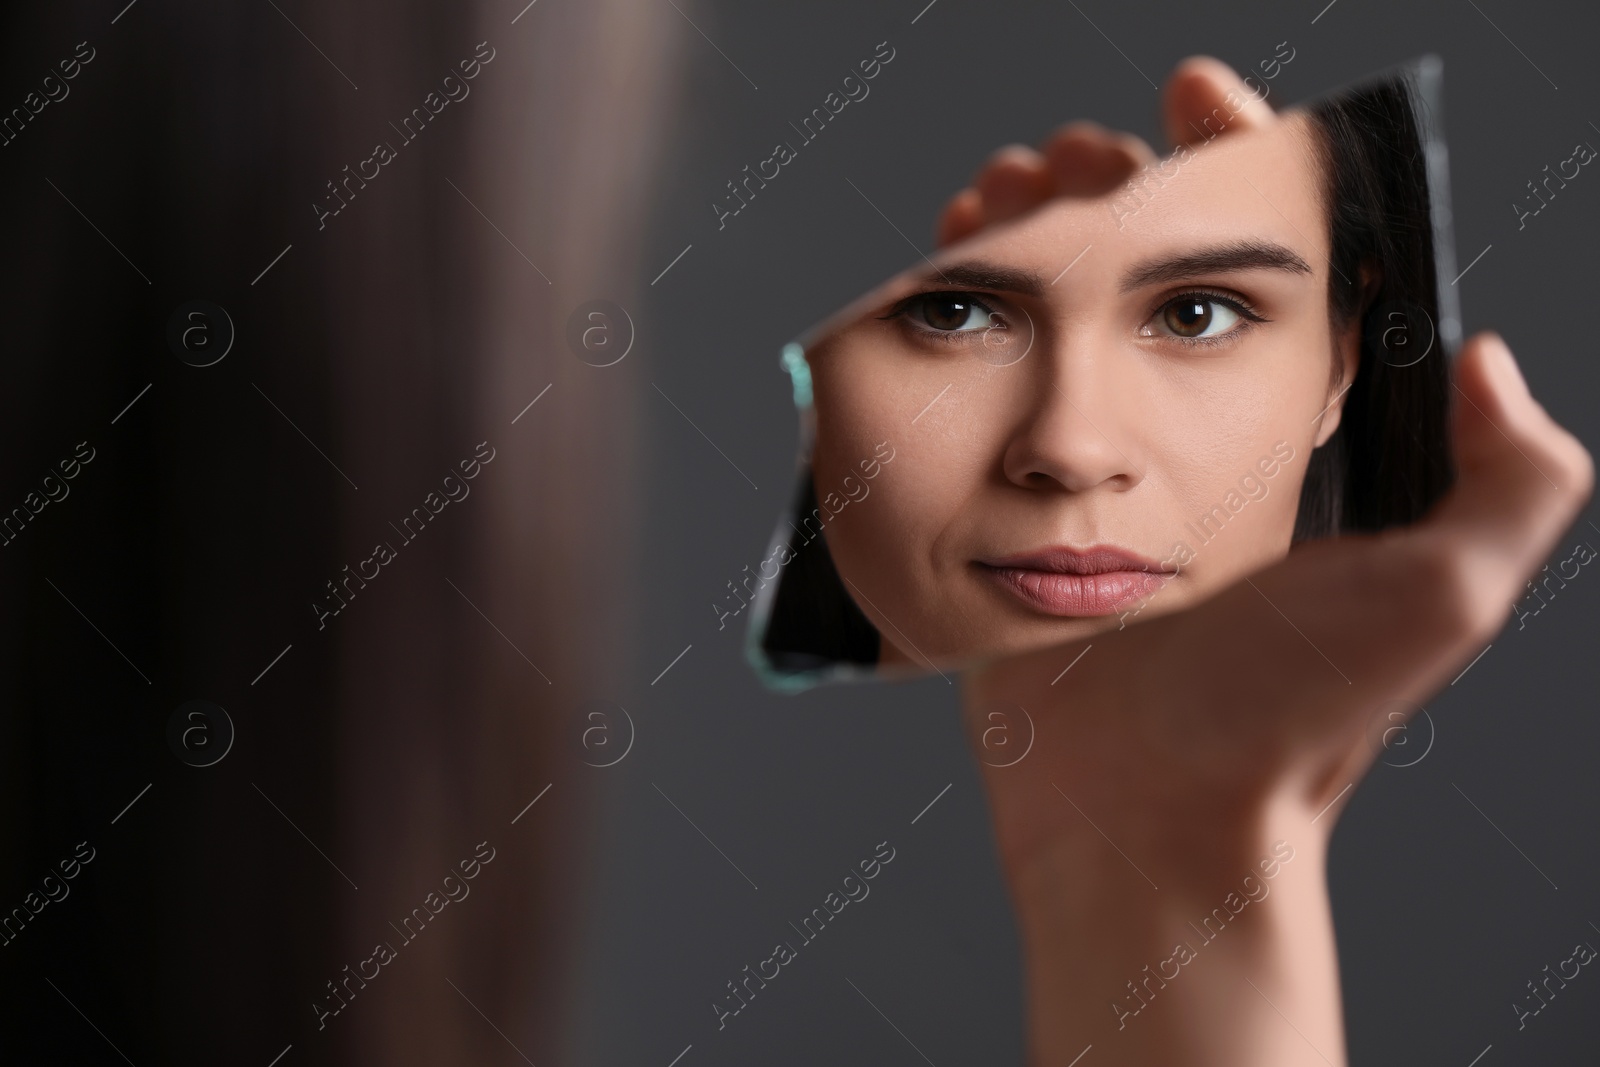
[746,58,1457,688]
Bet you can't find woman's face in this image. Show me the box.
[807,112,1361,670]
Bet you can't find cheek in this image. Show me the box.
[821,454,917,578]
[817,426,961,592]
[808,355,895,584]
[809,357,982,610]
[1150,367,1275,501]
[1147,343,1321,561]
[810,364,882,478]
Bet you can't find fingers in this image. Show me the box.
[933,53,1276,248]
[963,335,1593,825]
[1042,120,1157,197]
[1280,332,1592,798]
[1407,332,1594,631]
[967,332,1592,827]
[934,143,1049,249]
[1095,335,1585,782]
[973,144,1053,223]
[934,126,1157,248]
[935,187,984,248]
[1161,54,1275,149]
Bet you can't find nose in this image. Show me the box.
[999,334,1144,493]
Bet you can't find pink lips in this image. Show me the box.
[975,545,1175,617]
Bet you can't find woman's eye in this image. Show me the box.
[910,293,997,332]
[1157,295,1242,339]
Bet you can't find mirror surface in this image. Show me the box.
[746,57,1459,690]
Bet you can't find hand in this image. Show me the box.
[945,57,1594,1067]
[962,329,1591,1067]
[935,56,1275,247]
[968,323,1592,864]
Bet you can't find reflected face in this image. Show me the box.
[805,112,1359,668]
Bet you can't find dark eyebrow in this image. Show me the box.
[1119,240,1313,293]
[908,261,1048,297]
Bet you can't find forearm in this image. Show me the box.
[999,801,1344,1067]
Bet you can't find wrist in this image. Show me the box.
[993,792,1344,1066]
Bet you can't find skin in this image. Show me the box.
[808,80,1350,671]
[807,57,1595,1067]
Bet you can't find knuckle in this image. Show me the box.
[1392,534,1493,642]
[1551,429,1596,503]
[1513,404,1594,505]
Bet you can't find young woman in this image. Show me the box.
[752,57,1593,1065]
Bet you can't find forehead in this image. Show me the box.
[940,111,1328,289]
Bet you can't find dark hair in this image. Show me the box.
[754,68,1455,680]
[1293,70,1454,539]
[756,473,881,672]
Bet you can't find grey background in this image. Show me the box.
[0,0,1594,1064]
[577,0,1600,1064]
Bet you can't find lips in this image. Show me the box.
[975,545,1175,617]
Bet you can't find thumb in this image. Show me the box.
[1161,55,1276,150]
[1407,331,1593,626]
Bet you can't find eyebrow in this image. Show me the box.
[909,262,1048,297]
[909,239,1314,300]
[1118,240,1314,292]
